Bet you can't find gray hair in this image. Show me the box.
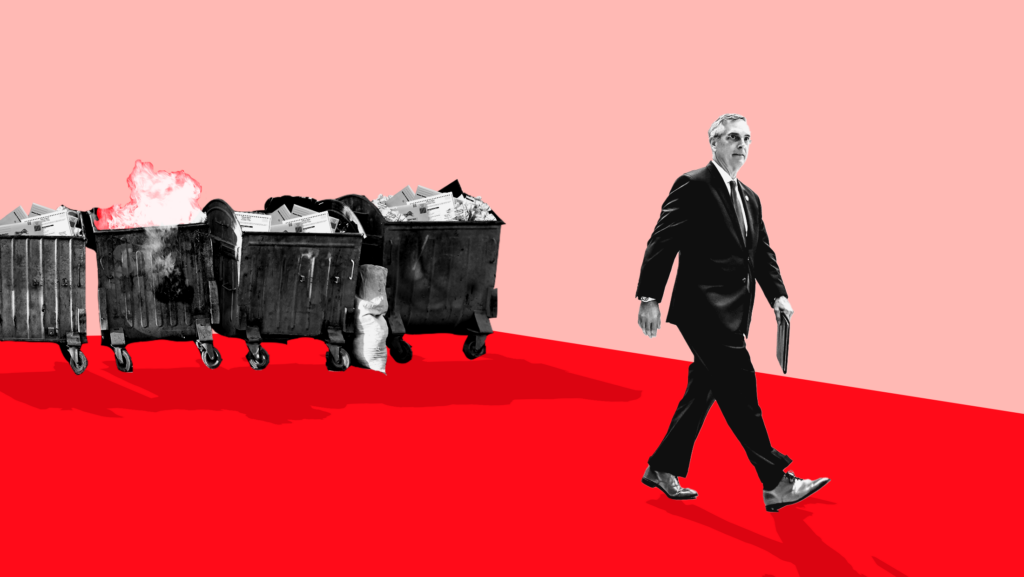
[708,113,747,144]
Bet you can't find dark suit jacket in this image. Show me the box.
[636,162,787,337]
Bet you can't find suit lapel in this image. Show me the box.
[706,162,745,248]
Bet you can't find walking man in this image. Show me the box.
[635,114,829,512]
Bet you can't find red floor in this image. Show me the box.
[0,332,1019,575]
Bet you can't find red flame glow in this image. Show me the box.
[95,160,206,230]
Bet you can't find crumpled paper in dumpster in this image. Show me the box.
[454,195,497,222]
[0,205,85,237]
[274,211,333,233]
[350,264,389,373]
[372,183,497,222]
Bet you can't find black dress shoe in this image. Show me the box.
[763,471,830,512]
[642,466,698,500]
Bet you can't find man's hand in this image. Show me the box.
[638,300,661,338]
[774,296,794,324]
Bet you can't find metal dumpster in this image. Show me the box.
[84,211,221,373]
[336,188,502,363]
[0,234,89,374]
[203,198,363,371]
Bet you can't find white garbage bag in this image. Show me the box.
[351,265,389,373]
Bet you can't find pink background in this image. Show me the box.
[1,2,1020,412]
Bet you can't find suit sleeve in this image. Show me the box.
[636,177,693,302]
[753,210,788,306]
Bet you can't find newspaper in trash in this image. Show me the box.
[372,195,409,222]
[390,192,456,222]
[0,222,33,236]
[30,203,55,216]
[385,186,418,207]
[0,206,27,225]
[236,212,272,232]
[372,186,497,222]
[288,204,340,231]
[269,205,293,225]
[271,211,333,233]
[22,209,75,236]
[0,208,75,236]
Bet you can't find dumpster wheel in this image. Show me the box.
[387,335,413,364]
[113,347,133,373]
[60,346,88,375]
[196,341,223,370]
[247,347,270,371]
[326,348,350,372]
[463,335,487,360]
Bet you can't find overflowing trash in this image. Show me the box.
[371,184,497,223]
[0,204,85,237]
[235,203,366,236]
[203,198,365,372]
[0,160,503,376]
[0,203,90,375]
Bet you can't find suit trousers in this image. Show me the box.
[647,325,792,490]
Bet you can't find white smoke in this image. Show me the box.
[98,160,207,230]
[142,226,178,281]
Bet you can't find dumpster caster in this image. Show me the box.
[196,341,223,369]
[387,335,413,364]
[326,348,350,372]
[463,335,487,360]
[113,347,133,373]
[247,347,270,371]
[61,346,88,375]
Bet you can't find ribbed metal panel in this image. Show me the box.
[94,224,218,344]
[0,236,87,343]
[382,222,501,334]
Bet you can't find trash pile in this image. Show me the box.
[372,185,497,223]
[0,204,85,237]
[235,204,361,234]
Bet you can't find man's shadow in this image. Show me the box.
[0,351,641,424]
[648,497,876,577]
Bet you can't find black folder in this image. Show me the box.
[776,313,790,374]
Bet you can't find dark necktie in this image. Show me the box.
[730,180,747,244]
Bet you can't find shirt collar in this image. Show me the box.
[711,159,738,188]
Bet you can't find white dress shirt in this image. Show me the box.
[711,159,748,235]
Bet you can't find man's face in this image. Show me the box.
[712,119,751,175]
